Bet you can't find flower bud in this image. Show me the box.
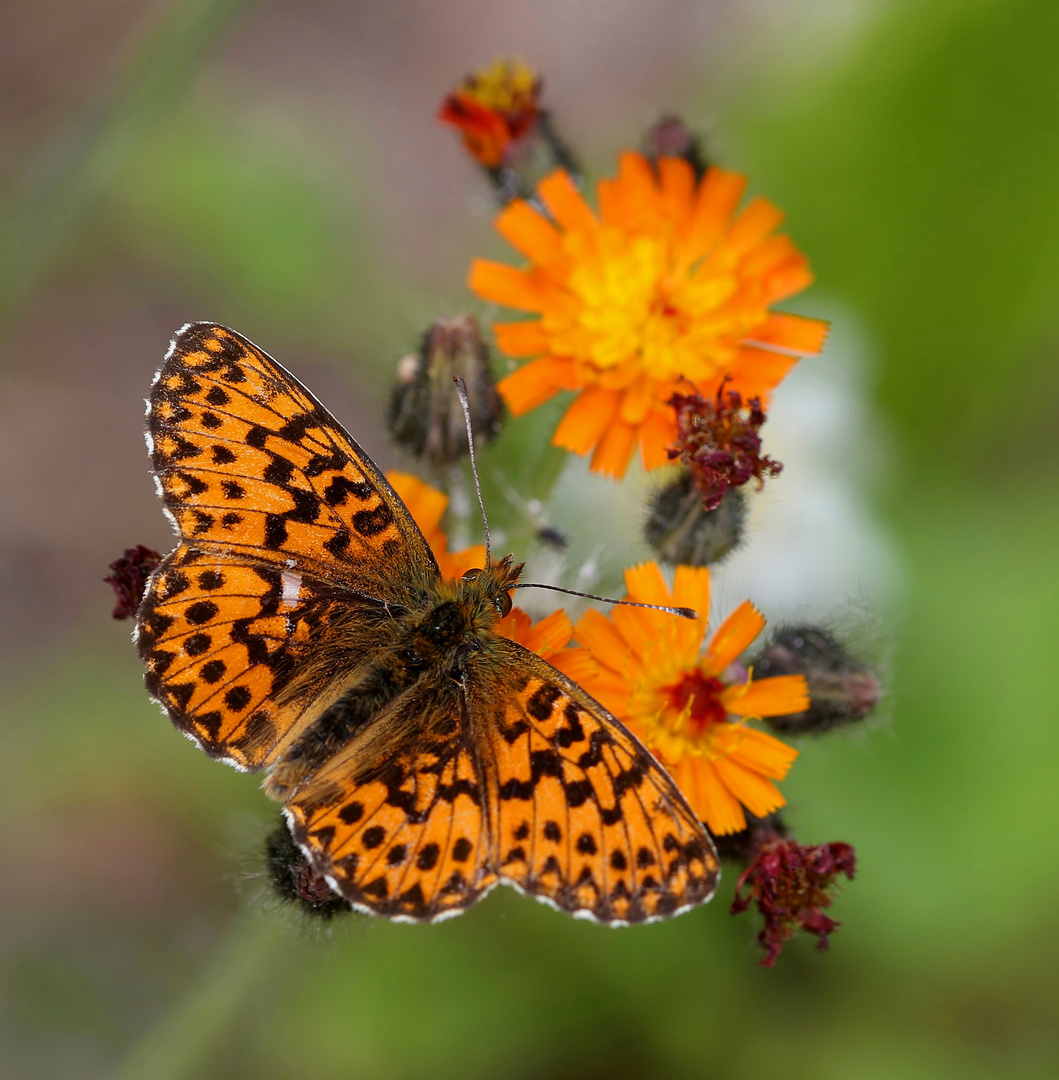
[643,469,746,566]
[754,625,881,735]
[643,114,709,178]
[388,314,503,466]
[104,545,161,619]
[264,822,350,920]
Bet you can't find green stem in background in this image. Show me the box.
[0,0,259,334]
[115,907,286,1080]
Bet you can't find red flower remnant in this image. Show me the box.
[438,58,541,169]
[105,545,161,619]
[669,381,782,511]
[731,831,856,967]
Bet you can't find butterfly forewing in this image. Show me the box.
[478,641,719,924]
[285,680,497,921]
[148,322,438,603]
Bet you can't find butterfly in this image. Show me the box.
[137,322,719,924]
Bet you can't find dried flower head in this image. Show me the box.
[388,315,503,467]
[669,382,783,511]
[438,57,542,170]
[730,820,857,967]
[644,471,746,566]
[754,625,881,735]
[104,545,161,619]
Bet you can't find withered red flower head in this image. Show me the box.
[731,827,857,967]
[104,545,161,619]
[668,381,783,511]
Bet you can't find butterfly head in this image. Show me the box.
[459,553,523,623]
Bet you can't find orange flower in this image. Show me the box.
[387,471,485,580]
[493,606,595,683]
[571,561,808,835]
[438,58,541,169]
[470,152,829,478]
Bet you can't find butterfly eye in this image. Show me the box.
[462,568,483,581]
[493,591,512,618]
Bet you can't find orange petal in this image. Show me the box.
[762,255,814,304]
[589,416,638,478]
[497,356,577,415]
[494,320,549,357]
[622,560,671,606]
[639,407,678,471]
[521,608,575,656]
[387,470,447,533]
[679,757,747,835]
[727,346,798,402]
[553,386,621,456]
[496,199,564,263]
[723,196,784,257]
[684,167,747,261]
[725,674,809,718]
[718,724,798,779]
[711,754,787,820]
[548,648,599,685]
[538,168,597,233]
[671,564,710,658]
[746,311,829,356]
[615,151,662,223]
[573,608,631,672]
[469,259,548,311]
[436,543,487,580]
[657,156,696,226]
[704,600,766,674]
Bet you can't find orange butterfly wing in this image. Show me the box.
[139,322,439,769]
[285,679,497,921]
[479,641,719,924]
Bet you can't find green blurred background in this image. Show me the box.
[1,0,1057,1076]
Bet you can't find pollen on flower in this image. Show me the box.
[470,151,828,478]
[669,381,783,510]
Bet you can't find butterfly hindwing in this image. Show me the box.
[148,322,439,604]
[285,679,497,921]
[137,543,381,770]
[479,640,719,924]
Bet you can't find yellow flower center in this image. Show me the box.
[543,228,750,387]
[462,59,538,115]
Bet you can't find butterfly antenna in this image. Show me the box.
[453,375,492,566]
[513,582,698,620]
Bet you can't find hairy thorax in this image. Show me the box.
[264,556,522,801]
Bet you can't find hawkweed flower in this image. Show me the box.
[105,545,161,619]
[438,58,542,172]
[388,314,503,467]
[669,381,783,511]
[470,152,828,478]
[727,814,857,967]
[754,625,881,735]
[570,561,807,834]
[644,473,746,567]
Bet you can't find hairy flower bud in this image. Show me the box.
[643,470,746,566]
[104,545,161,619]
[643,114,709,178]
[388,315,503,466]
[264,823,351,920]
[754,625,881,735]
